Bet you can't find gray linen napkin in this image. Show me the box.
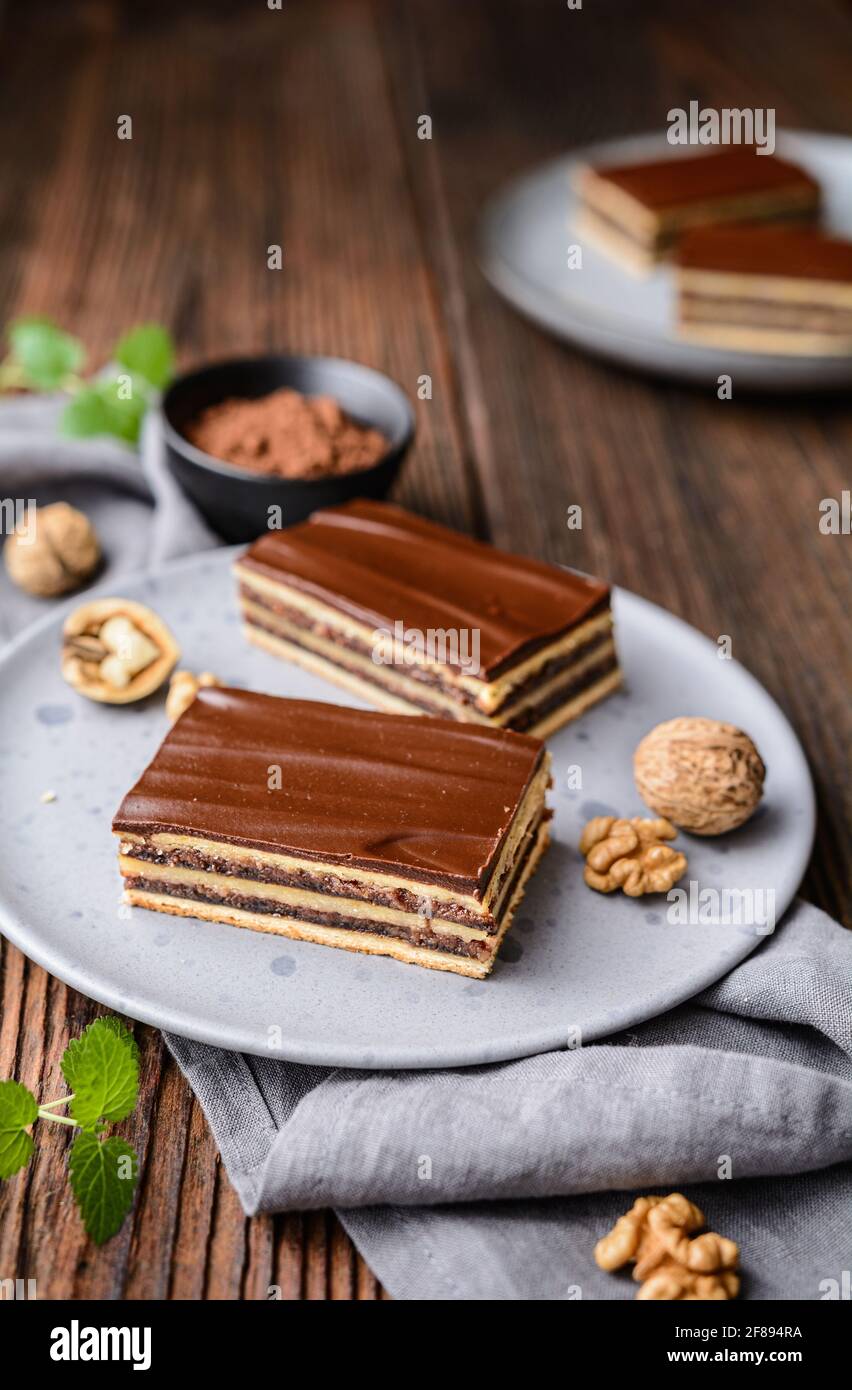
[164,902,852,1300]
[2,398,850,1300]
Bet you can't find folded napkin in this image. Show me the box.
[165,901,852,1299]
[2,397,849,1300]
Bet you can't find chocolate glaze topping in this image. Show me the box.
[678,225,852,282]
[238,500,610,679]
[112,688,544,892]
[591,147,818,212]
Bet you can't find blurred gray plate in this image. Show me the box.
[0,548,814,1068]
[480,130,852,389]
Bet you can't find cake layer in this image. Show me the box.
[243,618,619,736]
[113,688,547,897]
[677,227,852,352]
[576,149,819,270]
[118,811,546,950]
[579,148,817,230]
[116,753,550,929]
[123,821,551,979]
[238,581,614,716]
[239,590,616,725]
[235,500,610,680]
[577,204,816,273]
[584,147,818,214]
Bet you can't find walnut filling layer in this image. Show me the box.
[234,562,612,711]
[124,876,494,958]
[120,856,492,942]
[240,588,613,718]
[116,755,551,919]
[119,805,545,941]
[240,601,617,731]
[123,821,551,978]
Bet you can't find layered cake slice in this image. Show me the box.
[575,147,819,272]
[676,225,852,354]
[234,500,620,738]
[113,687,551,978]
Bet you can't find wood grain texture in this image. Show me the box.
[0,0,849,1300]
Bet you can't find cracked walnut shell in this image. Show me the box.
[61,598,180,704]
[580,815,687,895]
[4,501,100,597]
[634,717,765,836]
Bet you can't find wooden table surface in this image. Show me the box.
[0,0,849,1300]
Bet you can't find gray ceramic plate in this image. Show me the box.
[480,130,852,390]
[0,548,814,1068]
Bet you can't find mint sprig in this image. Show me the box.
[0,315,174,445]
[62,1015,140,1130]
[0,1079,38,1179]
[0,1016,141,1244]
[7,316,86,390]
[115,324,174,390]
[69,1132,139,1245]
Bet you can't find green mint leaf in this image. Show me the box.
[8,316,85,390]
[68,1132,138,1244]
[115,324,174,390]
[60,386,115,438]
[0,1079,38,1179]
[61,1016,140,1130]
[60,374,149,444]
[95,372,149,442]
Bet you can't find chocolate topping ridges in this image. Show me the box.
[238,500,610,679]
[112,687,544,892]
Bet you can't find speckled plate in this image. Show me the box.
[480,130,852,390]
[0,548,814,1068]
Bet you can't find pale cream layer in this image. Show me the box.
[124,824,551,979]
[234,561,613,713]
[116,755,551,919]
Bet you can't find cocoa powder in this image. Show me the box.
[187,387,387,479]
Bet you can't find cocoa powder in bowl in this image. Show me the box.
[186,387,387,480]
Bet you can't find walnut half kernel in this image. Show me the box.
[594,1193,740,1301]
[61,598,180,704]
[580,815,687,896]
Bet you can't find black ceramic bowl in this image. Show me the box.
[161,354,415,542]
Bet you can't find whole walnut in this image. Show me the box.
[634,717,765,836]
[4,502,100,597]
